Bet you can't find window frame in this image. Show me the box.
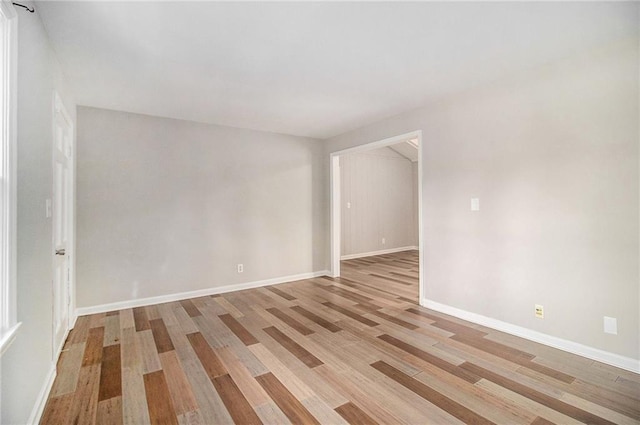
[0,0,19,356]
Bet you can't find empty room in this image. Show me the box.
[0,1,638,424]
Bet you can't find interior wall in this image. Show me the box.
[76,107,326,309]
[1,5,76,424]
[340,147,417,257]
[324,36,640,361]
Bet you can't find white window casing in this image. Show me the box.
[0,0,19,356]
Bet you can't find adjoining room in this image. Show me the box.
[335,135,421,303]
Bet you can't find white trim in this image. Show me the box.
[0,0,16,19]
[26,362,57,425]
[76,270,331,317]
[0,0,19,355]
[69,311,78,329]
[330,155,340,277]
[0,320,19,355]
[340,246,418,260]
[330,132,422,157]
[26,320,71,425]
[423,298,640,374]
[329,130,424,300]
[417,133,424,302]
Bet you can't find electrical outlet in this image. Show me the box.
[382,237,386,245]
[237,264,243,273]
[535,304,544,319]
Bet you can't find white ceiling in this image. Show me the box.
[37,1,637,139]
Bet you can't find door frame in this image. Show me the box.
[51,91,75,359]
[329,130,425,304]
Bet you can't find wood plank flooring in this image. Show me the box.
[41,250,640,424]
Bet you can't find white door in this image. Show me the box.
[52,94,73,357]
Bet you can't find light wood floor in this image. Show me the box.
[41,250,640,424]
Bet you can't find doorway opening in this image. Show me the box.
[330,131,424,304]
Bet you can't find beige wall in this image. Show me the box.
[325,38,639,361]
[1,6,76,424]
[76,107,326,309]
[340,147,417,257]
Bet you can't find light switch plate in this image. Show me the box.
[604,316,617,335]
[471,198,480,211]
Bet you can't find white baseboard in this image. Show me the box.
[341,246,418,260]
[422,298,640,374]
[75,270,331,317]
[0,321,21,356]
[28,323,73,424]
[27,362,57,425]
